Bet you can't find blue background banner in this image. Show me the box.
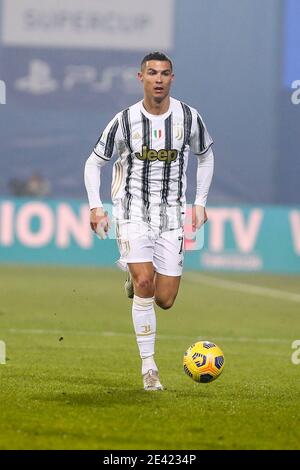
[1,0,300,206]
[1,47,141,110]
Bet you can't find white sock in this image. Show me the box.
[132,295,158,374]
[141,356,157,376]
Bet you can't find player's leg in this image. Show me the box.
[116,220,150,299]
[128,262,163,390]
[128,261,155,298]
[154,273,181,310]
[115,221,163,390]
[153,227,184,309]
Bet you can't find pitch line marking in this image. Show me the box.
[2,328,290,344]
[184,273,300,303]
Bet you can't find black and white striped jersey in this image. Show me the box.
[93,97,213,229]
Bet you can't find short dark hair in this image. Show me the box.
[141,51,173,71]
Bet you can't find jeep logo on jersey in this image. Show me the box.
[135,145,178,163]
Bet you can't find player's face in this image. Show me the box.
[138,60,174,102]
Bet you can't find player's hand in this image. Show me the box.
[192,205,208,231]
[90,207,110,239]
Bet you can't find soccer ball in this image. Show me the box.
[183,340,225,383]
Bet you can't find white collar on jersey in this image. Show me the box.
[140,97,173,120]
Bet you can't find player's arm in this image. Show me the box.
[84,114,120,238]
[84,152,110,238]
[189,110,214,230]
[192,146,214,230]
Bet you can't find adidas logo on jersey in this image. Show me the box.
[135,145,178,163]
[132,131,141,140]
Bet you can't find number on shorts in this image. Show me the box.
[178,236,183,254]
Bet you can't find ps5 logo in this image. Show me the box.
[0,80,6,104]
[14,60,139,95]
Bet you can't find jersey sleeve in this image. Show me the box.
[189,110,213,155]
[93,113,122,161]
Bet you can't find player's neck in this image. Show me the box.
[142,96,170,115]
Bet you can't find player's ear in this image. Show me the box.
[137,71,143,82]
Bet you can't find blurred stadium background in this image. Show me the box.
[0,0,300,451]
[0,0,299,272]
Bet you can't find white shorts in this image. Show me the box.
[115,221,184,277]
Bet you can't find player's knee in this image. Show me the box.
[134,277,154,292]
[155,296,175,310]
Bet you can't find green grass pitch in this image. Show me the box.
[0,265,300,450]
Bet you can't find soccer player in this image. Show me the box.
[84,52,214,391]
